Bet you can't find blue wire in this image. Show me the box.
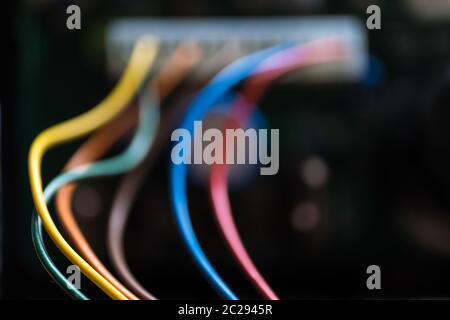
[170,44,291,300]
[188,92,265,189]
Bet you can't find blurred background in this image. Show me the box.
[2,0,450,299]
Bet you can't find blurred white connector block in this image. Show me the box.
[106,17,368,82]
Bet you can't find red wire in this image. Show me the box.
[209,38,345,300]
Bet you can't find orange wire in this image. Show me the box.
[54,42,202,300]
[56,107,139,299]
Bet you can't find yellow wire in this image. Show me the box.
[28,37,159,300]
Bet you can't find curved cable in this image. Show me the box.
[49,42,201,300]
[106,43,239,299]
[28,37,159,300]
[209,39,345,300]
[32,106,137,300]
[31,213,89,300]
[55,106,139,300]
[31,108,138,301]
[56,43,201,300]
[32,84,158,300]
[106,43,203,300]
[169,44,292,300]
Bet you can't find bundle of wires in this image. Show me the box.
[29,35,346,300]
[209,39,346,300]
[29,37,159,300]
[53,42,203,300]
[169,44,291,300]
[105,44,242,300]
[170,38,346,300]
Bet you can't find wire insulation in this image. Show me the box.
[32,85,158,300]
[209,39,345,300]
[169,44,291,300]
[107,43,203,300]
[106,43,240,299]
[31,213,89,300]
[29,37,159,300]
[55,105,139,300]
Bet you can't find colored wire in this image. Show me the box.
[106,43,238,300]
[32,84,157,300]
[209,39,345,300]
[105,43,240,300]
[28,37,159,300]
[55,105,139,300]
[32,105,137,300]
[31,213,89,300]
[56,43,201,300]
[170,44,292,300]
[106,43,203,300]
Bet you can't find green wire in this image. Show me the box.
[31,87,159,300]
[31,212,89,300]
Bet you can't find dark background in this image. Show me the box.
[2,0,450,299]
